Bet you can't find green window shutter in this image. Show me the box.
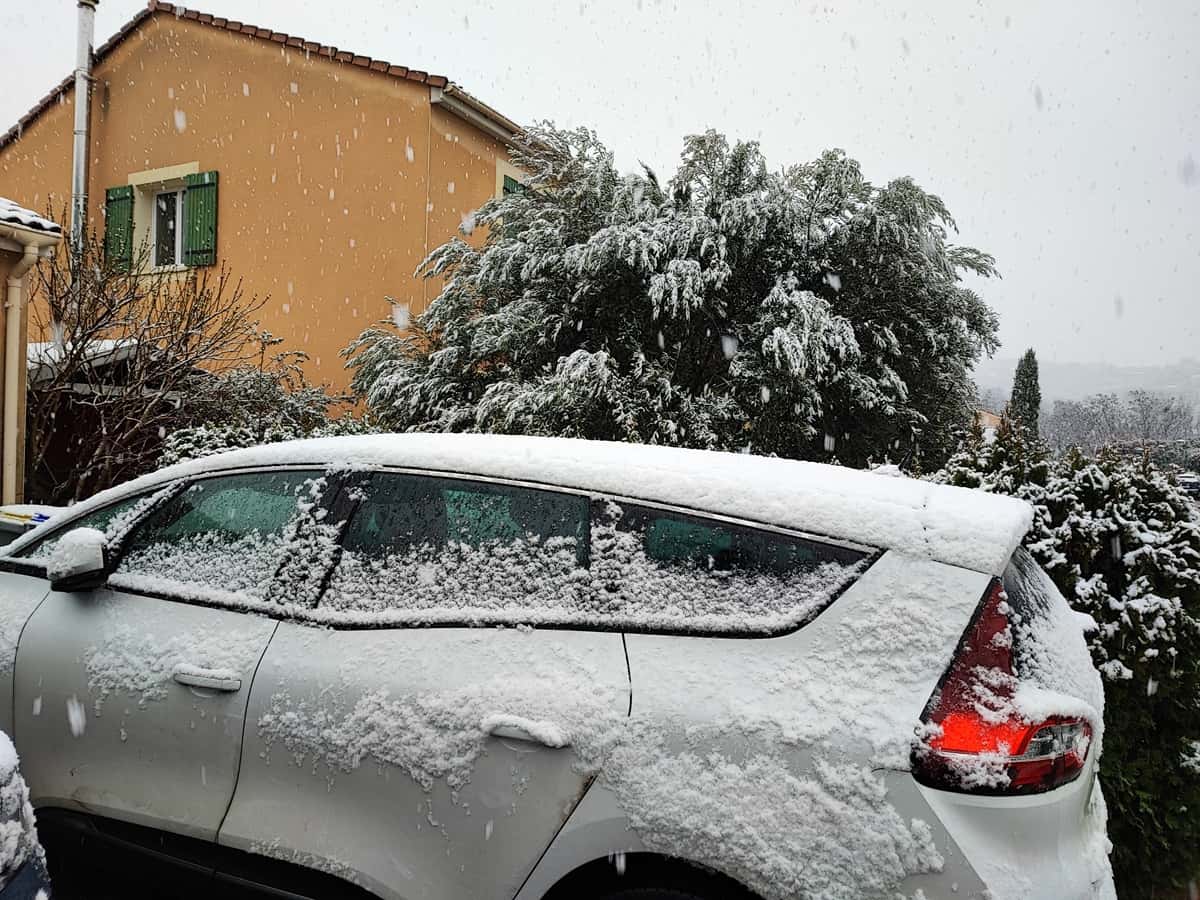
[103,186,134,272]
[183,170,219,267]
[502,174,524,196]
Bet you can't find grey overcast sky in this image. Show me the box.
[1,1,1197,367]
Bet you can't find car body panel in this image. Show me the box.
[917,761,1113,900]
[220,623,630,900]
[0,573,49,736]
[13,586,276,840]
[610,553,994,899]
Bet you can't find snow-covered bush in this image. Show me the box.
[347,125,999,469]
[937,417,1200,898]
[159,338,372,467]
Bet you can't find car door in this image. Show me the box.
[12,467,327,845]
[1,489,163,736]
[218,471,631,900]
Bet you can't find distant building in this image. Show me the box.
[0,1,525,392]
[975,409,1003,430]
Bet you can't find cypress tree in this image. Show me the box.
[1009,348,1042,436]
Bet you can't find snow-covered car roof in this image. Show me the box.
[8,434,1032,575]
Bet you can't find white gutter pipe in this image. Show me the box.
[70,0,98,258]
[429,86,519,146]
[1,224,60,504]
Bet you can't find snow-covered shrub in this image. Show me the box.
[347,125,999,469]
[936,416,1200,898]
[158,338,373,466]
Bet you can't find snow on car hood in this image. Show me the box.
[7,434,1033,575]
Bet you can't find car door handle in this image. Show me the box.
[171,664,242,692]
[481,714,571,748]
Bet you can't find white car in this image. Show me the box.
[0,434,1113,900]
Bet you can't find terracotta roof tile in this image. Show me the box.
[0,0,519,149]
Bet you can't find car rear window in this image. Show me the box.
[589,501,869,633]
[319,473,870,633]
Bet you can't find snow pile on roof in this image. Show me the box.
[10,434,1034,574]
[26,338,141,383]
[0,198,59,234]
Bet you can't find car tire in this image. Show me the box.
[598,891,712,900]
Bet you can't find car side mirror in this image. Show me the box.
[46,527,109,592]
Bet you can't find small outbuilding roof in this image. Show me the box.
[0,198,61,234]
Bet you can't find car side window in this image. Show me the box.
[589,501,869,633]
[111,470,324,601]
[321,473,589,623]
[13,492,158,562]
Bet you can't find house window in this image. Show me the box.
[502,175,524,197]
[153,189,186,267]
[105,168,218,273]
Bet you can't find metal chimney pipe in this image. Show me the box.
[70,0,98,259]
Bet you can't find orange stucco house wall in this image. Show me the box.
[0,3,523,393]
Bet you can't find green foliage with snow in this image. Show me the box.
[1008,348,1042,437]
[937,418,1200,898]
[347,125,999,468]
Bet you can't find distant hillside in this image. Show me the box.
[972,357,1200,404]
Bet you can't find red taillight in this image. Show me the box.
[912,578,1093,795]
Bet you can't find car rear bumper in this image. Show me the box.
[915,760,1113,900]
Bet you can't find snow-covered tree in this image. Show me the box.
[1009,348,1042,437]
[26,225,267,502]
[347,125,999,468]
[937,422,1200,898]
